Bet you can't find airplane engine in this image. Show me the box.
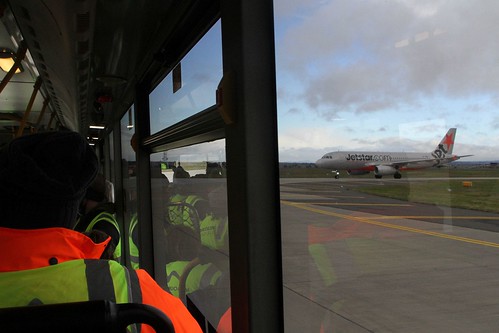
[374,165,398,176]
[347,169,370,176]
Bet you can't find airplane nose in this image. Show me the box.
[315,159,323,167]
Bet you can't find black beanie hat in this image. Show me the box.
[0,131,99,229]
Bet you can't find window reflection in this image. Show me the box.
[276,1,499,331]
[120,107,138,269]
[149,21,222,134]
[150,140,231,330]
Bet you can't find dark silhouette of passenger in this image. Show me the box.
[74,173,121,261]
[173,164,190,179]
[0,131,201,333]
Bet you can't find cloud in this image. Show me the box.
[275,0,499,120]
[491,116,499,130]
[153,140,226,162]
[279,147,325,163]
[286,107,302,115]
[279,126,339,149]
[277,120,480,162]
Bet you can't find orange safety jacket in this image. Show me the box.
[0,227,202,333]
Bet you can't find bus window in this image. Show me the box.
[150,140,230,330]
[276,1,499,331]
[149,21,222,134]
[103,131,115,189]
[120,107,138,269]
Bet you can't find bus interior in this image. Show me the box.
[0,0,282,332]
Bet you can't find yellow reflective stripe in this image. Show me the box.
[199,263,222,289]
[0,259,137,306]
[167,195,203,230]
[200,215,228,250]
[166,261,222,298]
[87,212,120,231]
[0,258,141,333]
[107,260,131,304]
[166,262,183,297]
[128,214,140,269]
[0,259,89,307]
[86,212,122,262]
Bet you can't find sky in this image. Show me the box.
[273,0,499,162]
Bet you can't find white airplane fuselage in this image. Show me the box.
[315,128,468,179]
[316,151,448,170]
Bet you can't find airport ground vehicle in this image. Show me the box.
[2,1,499,332]
[0,1,282,332]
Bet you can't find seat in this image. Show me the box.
[0,300,175,333]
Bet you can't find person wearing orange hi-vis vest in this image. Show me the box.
[0,131,202,333]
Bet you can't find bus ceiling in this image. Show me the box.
[0,0,219,147]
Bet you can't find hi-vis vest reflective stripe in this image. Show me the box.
[85,211,122,262]
[167,194,204,229]
[166,261,222,298]
[0,259,141,307]
[129,214,140,270]
[199,215,228,250]
[168,194,228,250]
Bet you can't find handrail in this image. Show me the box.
[0,300,175,333]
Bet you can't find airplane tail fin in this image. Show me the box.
[432,128,456,158]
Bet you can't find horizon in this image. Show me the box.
[274,1,499,164]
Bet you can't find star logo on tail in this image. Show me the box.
[442,133,454,149]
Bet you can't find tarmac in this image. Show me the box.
[280,177,499,332]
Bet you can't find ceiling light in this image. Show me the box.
[89,125,105,130]
[0,48,22,73]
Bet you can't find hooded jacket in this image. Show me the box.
[0,227,202,333]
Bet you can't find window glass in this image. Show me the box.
[150,140,230,330]
[120,107,138,269]
[107,131,115,185]
[275,1,499,332]
[149,21,222,134]
[104,132,115,203]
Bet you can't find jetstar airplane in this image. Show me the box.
[315,128,472,179]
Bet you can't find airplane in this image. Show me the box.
[315,128,472,179]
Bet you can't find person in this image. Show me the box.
[164,224,223,299]
[83,229,116,260]
[0,131,202,333]
[172,163,190,179]
[74,173,122,262]
[129,213,140,269]
[167,187,228,252]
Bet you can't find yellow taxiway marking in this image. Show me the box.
[279,195,367,199]
[281,200,499,248]
[371,215,499,221]
[289,202,411,207]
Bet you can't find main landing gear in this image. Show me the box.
[374,172,402,179]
